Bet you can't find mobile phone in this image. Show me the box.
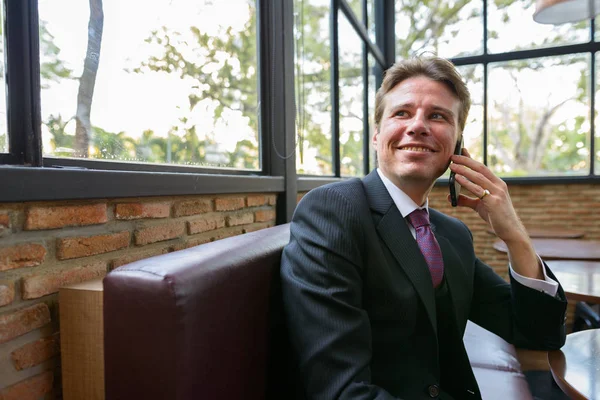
[448,136,464,207]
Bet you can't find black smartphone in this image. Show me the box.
[448,136,464,207]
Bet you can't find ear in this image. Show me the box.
[372,126,379,148]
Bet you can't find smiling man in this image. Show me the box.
[280,56,568,400]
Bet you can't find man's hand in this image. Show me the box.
[447,149,543,280]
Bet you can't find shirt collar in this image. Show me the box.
[376,168,429,218]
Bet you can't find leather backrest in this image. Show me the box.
[104,223,292,400]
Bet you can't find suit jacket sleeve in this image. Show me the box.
[280,186,399,400]
[464,224,567,350]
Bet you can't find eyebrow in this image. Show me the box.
[390,103,456,118]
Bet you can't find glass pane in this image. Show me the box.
[294,0,333,175]
[487,0,588,54]
[488,55,590,177]
[367,0,375,43]
[368,53,377,173]
[339,14,364,177]
[395,1,482,60]
[0,4,7,153]
[596,53,600,175]
[346,0,363,24]
[39,0,259,170]
[456,64,484,164]
[437,64,483,179]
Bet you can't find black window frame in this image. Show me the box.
[1,0,296,211]
[2,0,599,209]
[300,0,600,190]
[451,9,600,181]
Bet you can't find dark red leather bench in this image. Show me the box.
[104,223,532,399]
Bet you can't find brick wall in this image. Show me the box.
[1,182,597,399]
[0,193,276,399]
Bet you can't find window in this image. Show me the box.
[294,0,386,177]
[595,53,600,176]
[393,0,600,179]
[38,0,260,170]
[0,6,7,154]
[3,0,600,203]
[487,1,587,54]
[488,55,590,176]
[456,64,484,164]
[368,52,377,172]
[294,0,333,175]
[395,0,483,59]
[338,13,364,177]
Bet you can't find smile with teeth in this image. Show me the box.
[399,146,433,152]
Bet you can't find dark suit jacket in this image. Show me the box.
[280,170,567,400]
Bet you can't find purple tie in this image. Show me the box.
[406,209,444,288]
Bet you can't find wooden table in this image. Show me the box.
[548,329,600,400]
[546,260,600,303]
[493,238,600,261]
[487,227,584,239]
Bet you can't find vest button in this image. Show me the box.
[427,384,440,398]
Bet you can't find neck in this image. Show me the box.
[395,178,433,207]
[376,168,435,206]
[397,184,433,207]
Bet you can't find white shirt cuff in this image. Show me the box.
[509,255,559,297]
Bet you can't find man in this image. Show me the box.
[280,56,567,400]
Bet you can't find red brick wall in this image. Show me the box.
[1,182,598,398]
[0,193,276,399]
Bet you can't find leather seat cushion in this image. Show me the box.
[464,321,521,373]
[473,367,533,400]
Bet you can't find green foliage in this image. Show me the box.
[39,21,73,87]
[0,132,6,151]
[39,0,592,177]
[541,116,588,173]
[294,0,333,173]
[228,139,259,169]
[396,0,474,59]
[46,114,75,153]
[131,0,259,169]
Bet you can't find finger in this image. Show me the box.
[451,154,501,185]
[446,193,479,210]
[454,173,490,201]
[449,163,492,194]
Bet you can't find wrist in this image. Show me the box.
[499,228,530,246]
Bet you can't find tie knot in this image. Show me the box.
[407,209,430,229]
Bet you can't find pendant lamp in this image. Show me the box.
[533,0,600,24]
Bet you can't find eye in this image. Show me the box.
[430,113,445,120]
[394,110,408,117]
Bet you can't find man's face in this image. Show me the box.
[373,76,461,190]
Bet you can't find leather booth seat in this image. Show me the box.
[104,223,532,399]
[464,322,532,400]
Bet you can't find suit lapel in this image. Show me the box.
[429,210,472,334]
[435,232,469,332]
[363,171,437,336]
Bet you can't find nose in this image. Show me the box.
[408,112,429,135]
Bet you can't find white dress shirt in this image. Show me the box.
[376,169,558,297]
